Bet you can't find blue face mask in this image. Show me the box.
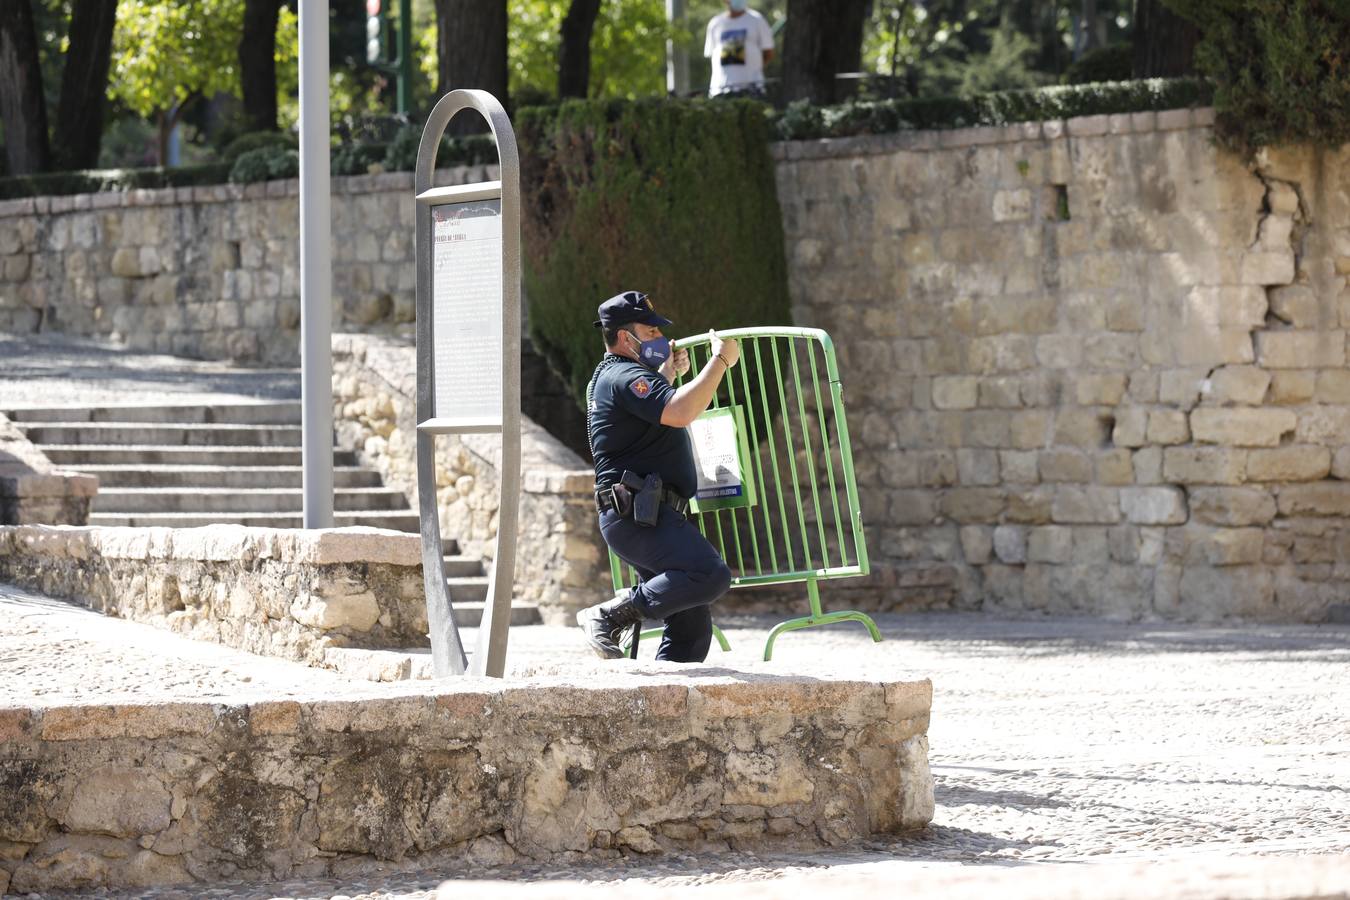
[729,0,748,10]
[629,331,671,369]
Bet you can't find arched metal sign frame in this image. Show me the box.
[414,89,521,678]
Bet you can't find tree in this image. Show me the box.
[0,0,51,174]
[435,0,509,104]
[558,0,601,98]
[240,0,285,132]
[1132,0,1197,77]
[781,0,870,104]
[52,0,117,170]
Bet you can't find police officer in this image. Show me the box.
[577,290,741,662]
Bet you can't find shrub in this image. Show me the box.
[519,98,792,410]
[220,131,296,165]
[383,125,499,172]
[1064,45,1133,85]
[0,163,233,200]
[228,146,300,183]
[770,77,1213,141]
[1164,0,1350,154]
[331,141,388,176]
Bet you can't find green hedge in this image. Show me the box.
[772,77,1214,141]
[519,98,792,410]
[0,163,234,201]
[1165,0,1350,154]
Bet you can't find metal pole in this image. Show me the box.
[300,0,334,529]
[397,0,413,114]
[666,0,689,97]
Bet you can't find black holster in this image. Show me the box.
[622,470,663,527]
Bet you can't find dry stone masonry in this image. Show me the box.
[774,109,1350,622]
[0,413,96,526]
[0,673,932,893]
[0,167,497,365]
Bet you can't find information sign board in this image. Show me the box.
[689,405,757,513]
[431,198,503,422]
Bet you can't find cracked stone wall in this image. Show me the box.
[0,167,496,365]
[773,108,1350,622]
[0,677,932,893]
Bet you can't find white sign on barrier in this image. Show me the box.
[689,405,757,513]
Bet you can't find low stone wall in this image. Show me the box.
[0,167,496,365]
[333,334,607,623]
[0,674,933,893]
[0,525,426,665]
[0,413,96,526]
[775,109,1350,623]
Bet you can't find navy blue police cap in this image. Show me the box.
[593,290,673,329]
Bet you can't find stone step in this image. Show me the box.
[23,423,302,447]
[73,465,382,489]
[85,510,422,531]
[446,576,489,605]
[39,445,360,466]
[92,487,411,514]
[443,554,483,578]
[5,402,302,425]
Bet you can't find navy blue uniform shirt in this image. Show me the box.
[588,354,697,499]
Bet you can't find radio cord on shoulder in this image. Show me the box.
[585,354,626,461]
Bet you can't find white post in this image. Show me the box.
[299,0,334,528]
[666,0,689,97]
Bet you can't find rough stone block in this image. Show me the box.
[1145,411,1190,447]
[932,376,977,410]
[1158,368,1207,408]
[1053,409,1113,448]
[1035,334,1083,369]
[1315,369,1350,404]
[1095,449,1135,486]
[998,450,1038,484]
[1132,446,1163,485]
[1239,251,1295,285]
[1188,487,1277,526]
[992,189,1032,222]
[956,449,1000,486]
[1179,565,1274,619]
[1112,408,1148,448]
[959,526,992,564]
[1185,286,1268,327]
[1295,406,1350,444]
[939,489,1005,523]
[1269,370,1316,405]
[1074,374,1128,406]
[1004,487,1053,524]
[1267,284,1319,328]
[1245,447,1331,482]
[978,377,1022,409]
[1204,366,1271,406]
[1119,486,1187,525]
[1027,526,1072,563]
[1050,486,1120,524]
[992,525,1026,564]
[1162,447,1247,485]
[1189,408,1296,447]
[1175,526,1266,566]
[1010,410,1050,449]
[1038,449,1092,483]
[1277,483,1350,517]
[1256,331,1345,369]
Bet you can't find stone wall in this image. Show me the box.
[332,334,607,623]
[774,109,1350,623]
[0,674,933,893]
[0,167,496,365]
[0,525,427,666]
[0,413,96,526]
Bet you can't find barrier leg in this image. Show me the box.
[762,579,882,661]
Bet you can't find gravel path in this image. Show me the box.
[5,581,1347,898]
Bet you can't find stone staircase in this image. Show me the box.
[5,401,539,628]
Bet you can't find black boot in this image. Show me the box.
[575,590,644,659]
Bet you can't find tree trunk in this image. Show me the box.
[0,0,50,175]
[781,0,871,105]
[1132,0,1199,78]
[52,0,116,171]
[240,0,283,133]
[558,0,602,99]
[435,0,508,134]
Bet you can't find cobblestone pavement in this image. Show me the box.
[0,333,298,410]
[4,581,1348,898]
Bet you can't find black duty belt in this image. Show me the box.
[595,484,690,517]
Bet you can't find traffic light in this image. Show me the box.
[365,0,384,64]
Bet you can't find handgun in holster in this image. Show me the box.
[621,470,663,527]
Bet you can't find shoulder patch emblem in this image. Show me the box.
[629,378,652,399]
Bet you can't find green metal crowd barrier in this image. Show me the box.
[608,326,880,660]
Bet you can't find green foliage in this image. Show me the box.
[228,145,299,183]
[518,98,792,409]
[0,163,233,200]
[1163,0,1350,154]
[772,77,1214,141]
[221,131,297,166]
[1064,45,1133,85]
[382,125,499,172]
[331,142,388,177]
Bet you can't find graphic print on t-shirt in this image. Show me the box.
[720,28,747,66]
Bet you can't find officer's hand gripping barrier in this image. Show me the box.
[609,326,880,660]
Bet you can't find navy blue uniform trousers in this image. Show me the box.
[599,503,733,662]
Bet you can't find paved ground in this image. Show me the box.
[4,581,1347,899]
[0,334,299,410]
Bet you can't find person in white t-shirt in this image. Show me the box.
[704,0,775,97]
